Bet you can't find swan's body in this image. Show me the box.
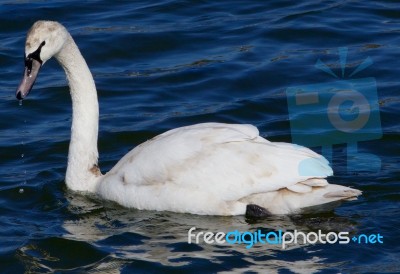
[16,21,361,216]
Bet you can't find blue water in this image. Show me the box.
[1,1,399,273]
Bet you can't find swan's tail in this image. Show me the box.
[242,182,362,214]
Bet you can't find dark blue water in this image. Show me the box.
[1,1,399,273]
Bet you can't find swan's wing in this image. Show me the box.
[101,122,332,202]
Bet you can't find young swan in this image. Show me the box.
[16,21,362,216]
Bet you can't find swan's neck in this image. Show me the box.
[55,34,101,192]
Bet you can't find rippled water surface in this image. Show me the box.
[1,1,399,273]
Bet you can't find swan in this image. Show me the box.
[16,21,361,216]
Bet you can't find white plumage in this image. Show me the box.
[16,21,361,216]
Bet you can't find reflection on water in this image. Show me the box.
[17,190,359,273]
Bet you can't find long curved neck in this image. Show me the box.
[55,34,101,192]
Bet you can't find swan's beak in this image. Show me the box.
[16,58,41,100]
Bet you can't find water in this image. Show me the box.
[1,1,399,273]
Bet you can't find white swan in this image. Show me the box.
[16,21,361,216]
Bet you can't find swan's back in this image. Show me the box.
[96,123,358,215]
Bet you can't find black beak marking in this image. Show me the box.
[16,91,23,100]
[16,41,46,100]
[25,40,46,75]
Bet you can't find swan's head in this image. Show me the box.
[16,20,68,100]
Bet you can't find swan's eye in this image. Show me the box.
[25,57,33,75]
